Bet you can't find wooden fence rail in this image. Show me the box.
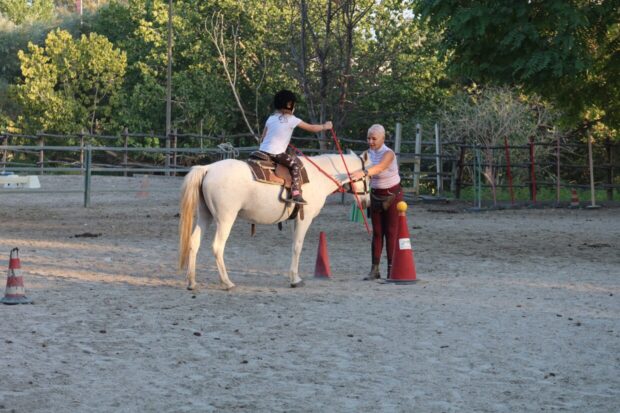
[1,129,618,206]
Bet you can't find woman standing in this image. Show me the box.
[350,124,403,280]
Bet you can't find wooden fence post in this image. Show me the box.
[413,124,422,195]
[474,147,482,209]
[394,122,402,156]
[394,122,402,184]
[78,130,85,175]
[37,131,44,174]
[504,137,515,205]
[587,131,597,208]
[122,127,129,177]
[84,145,92,208]
[455,144,465,199]
[434,123,442,193]
[556,136,561,205]
[450,159,457,194]
[529,137,536,203]
[1,133,7,170]
[172,128,178,176]
[606,138,613,201]
[165,130,171,177]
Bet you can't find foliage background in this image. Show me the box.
[0,1,617,145]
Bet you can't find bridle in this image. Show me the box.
[342,153,370,196]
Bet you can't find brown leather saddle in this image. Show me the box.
[247,151,310,231]
[247,151,310,189]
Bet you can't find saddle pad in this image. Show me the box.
[247,158,310,188]
[248,160,284,186]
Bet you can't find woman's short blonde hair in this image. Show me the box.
[367,124,385,138]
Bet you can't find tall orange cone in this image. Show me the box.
[1,248,32,304]
[314,231,332,278]
[385,202,417,284]
[569,188,580,208]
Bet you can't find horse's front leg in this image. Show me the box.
[289,218,312,287]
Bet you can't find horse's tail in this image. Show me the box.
[178,165,209,271]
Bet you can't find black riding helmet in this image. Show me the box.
[273,90,296,111]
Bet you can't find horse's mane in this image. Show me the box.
[305,152,361,179]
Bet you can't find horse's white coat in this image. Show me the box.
[178,152,370,289]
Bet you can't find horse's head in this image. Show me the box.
[344,150,371,209]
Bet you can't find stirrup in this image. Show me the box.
[287,194,307,205]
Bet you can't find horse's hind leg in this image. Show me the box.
[186,202,211,290]
[212,217,236,290]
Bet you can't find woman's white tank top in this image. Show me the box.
[369,144,400,189]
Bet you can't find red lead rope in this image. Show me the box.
[288,130,371,235]
[329,128,371,235]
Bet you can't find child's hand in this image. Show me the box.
[324,121,333,130]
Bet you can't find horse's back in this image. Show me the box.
[201,159,292,223]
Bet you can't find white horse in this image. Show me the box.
[178,152,370,289]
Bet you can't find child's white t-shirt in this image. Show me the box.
[259,113,302,155]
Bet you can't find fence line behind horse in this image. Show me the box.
[1,129,618,207]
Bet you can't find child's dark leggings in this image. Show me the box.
[269,152,302,194]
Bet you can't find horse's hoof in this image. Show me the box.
[290,280,305,288]
[187,283,197,290]
[223,283,236,291]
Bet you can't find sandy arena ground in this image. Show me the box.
[0,175,619,413]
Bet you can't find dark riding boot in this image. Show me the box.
[387,263,392,279]
[288,190,307,205]
[363,264,380,280]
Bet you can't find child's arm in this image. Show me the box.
[297,120,333,133]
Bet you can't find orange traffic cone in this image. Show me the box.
[569,188,579,208]
[314,231,332,278]
[136,174,150,198]
[1,248,32,304]
[385,202,417,284]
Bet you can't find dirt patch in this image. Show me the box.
[1,175,618,412]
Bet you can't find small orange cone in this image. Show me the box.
[136,174,150,198]
[385,202,417,284]
[569,188,579,208]
[314,231,332,278]
[1,248,32,305]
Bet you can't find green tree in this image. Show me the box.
[0,0,55,24]
[89,0,244,136]
[418,0,619,138]
[270,0,450,139]
[11,28,126,133]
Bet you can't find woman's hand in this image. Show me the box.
[323,121,333,131]
[350,170,366,181]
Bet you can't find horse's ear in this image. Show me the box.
[347,149,356,155]
[361,150,369,161]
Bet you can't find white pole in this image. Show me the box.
[414,124,422,196]
[394,122,402,157]
[165,0,173,176]
[76,0,83,26]
[435,123,441,193]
